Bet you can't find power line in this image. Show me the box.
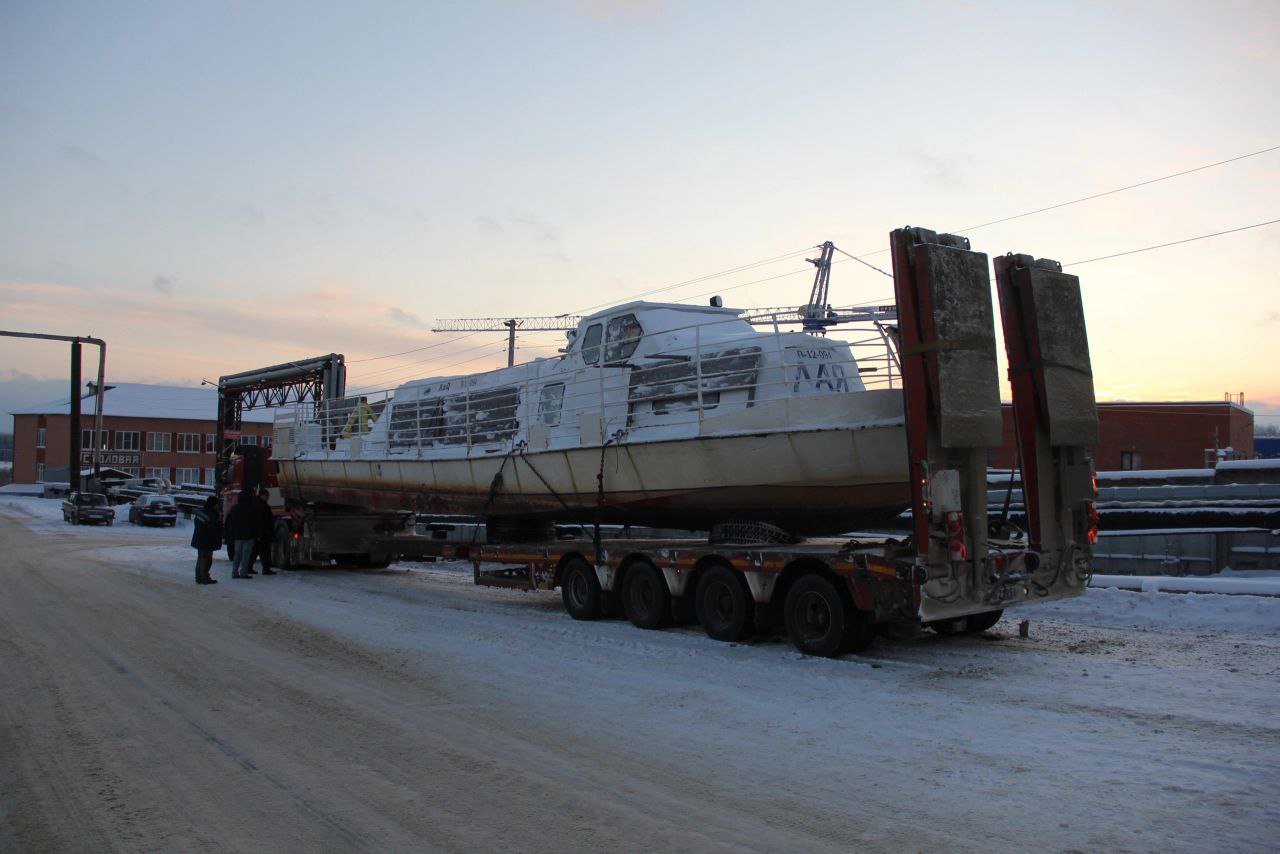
[956,143,1280,233]
[833,246,892,278]
[346,330,482,363]
[336,143,1280,365]
[1064,217,1280,267]
[565,247,814,315]
[842,142,1280,261]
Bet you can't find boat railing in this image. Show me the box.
[277,311,902,457]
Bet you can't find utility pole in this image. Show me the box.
[504,319,518,367]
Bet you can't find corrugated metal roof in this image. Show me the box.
[9,382,273,422]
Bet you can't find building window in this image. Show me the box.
[240,435,258,446]
[175,467,201,486]
[82,429,106,450]
[177,433,201,453]
[36,428,46,448]
[261,434,271,448]
[115,430,140,451]
[206,433,216,453]
[203,468,215,486]
[119,467,139,477]
[146,467,169,480]
[36,463,45,482]
[1121,451,1142,471]
[147,432,171,452]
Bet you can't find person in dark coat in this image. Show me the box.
[251,487,277,575]
[225,490,260,579]
[190,495,223,585]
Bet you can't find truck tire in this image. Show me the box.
[784,574,873,657]
[621,560,670,630]
[560,557,602,620]
[695,565,754,642]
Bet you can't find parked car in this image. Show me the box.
[128,493,178,527]
[62,492,115,526]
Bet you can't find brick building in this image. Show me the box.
[10,383,272,486]
[992,401,1254,472]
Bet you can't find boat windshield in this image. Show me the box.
[581,323,603,365]
[604,314,643,364]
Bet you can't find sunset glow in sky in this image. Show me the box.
[2,1,1278,427]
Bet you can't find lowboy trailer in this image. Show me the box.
[260,226,1099,657]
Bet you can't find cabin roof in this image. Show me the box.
[578,300,742,324]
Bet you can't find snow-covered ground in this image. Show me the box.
[2,493,1278,851]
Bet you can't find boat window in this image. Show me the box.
[468,386,520,444]
[581,323,603,365]
[604,313,643,364]
[441,395,470,445]
[389,398,443,448]
[538,383,566,426]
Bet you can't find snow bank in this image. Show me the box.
[1039,584,1280,634]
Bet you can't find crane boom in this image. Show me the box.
[430,316,581,332]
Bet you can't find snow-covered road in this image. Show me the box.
[1,496,1277,852]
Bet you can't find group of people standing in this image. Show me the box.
[190,489,277,584]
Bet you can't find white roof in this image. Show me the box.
[9,382,273,423]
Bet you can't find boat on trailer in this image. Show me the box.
[272,299,910,536]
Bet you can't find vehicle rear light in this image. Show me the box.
[1086,500,1099,545]
[944,510,966,561]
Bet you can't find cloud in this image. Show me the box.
[1261,311,1280,327]
[152,275,176,296]
[573,0,666,22]
[57,144,109,171]
[909,149,966,190]
[511,214,559,244]
[386,306,425,327]
[476,213,561,245]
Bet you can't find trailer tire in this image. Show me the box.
[695,565,754,642]
[965,609,1004,633]
[274,527,293,571]
[621,560,670,630]
[560,557,602,620]
[928,609,1003,636]
[784,574,868,657]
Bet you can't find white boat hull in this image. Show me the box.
[277,394,909,534]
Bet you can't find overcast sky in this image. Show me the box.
[1,0,1278,430]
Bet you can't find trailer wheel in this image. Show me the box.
[560,557,602,620]
[274,527,293,571]
[965,609,1004,633]
[784,574,872,657]
[695,565,754,642]
[928,608,1004,636]
[621,560,670,630]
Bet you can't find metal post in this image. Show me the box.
[92,345,106,479]
[69,340,81,493]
